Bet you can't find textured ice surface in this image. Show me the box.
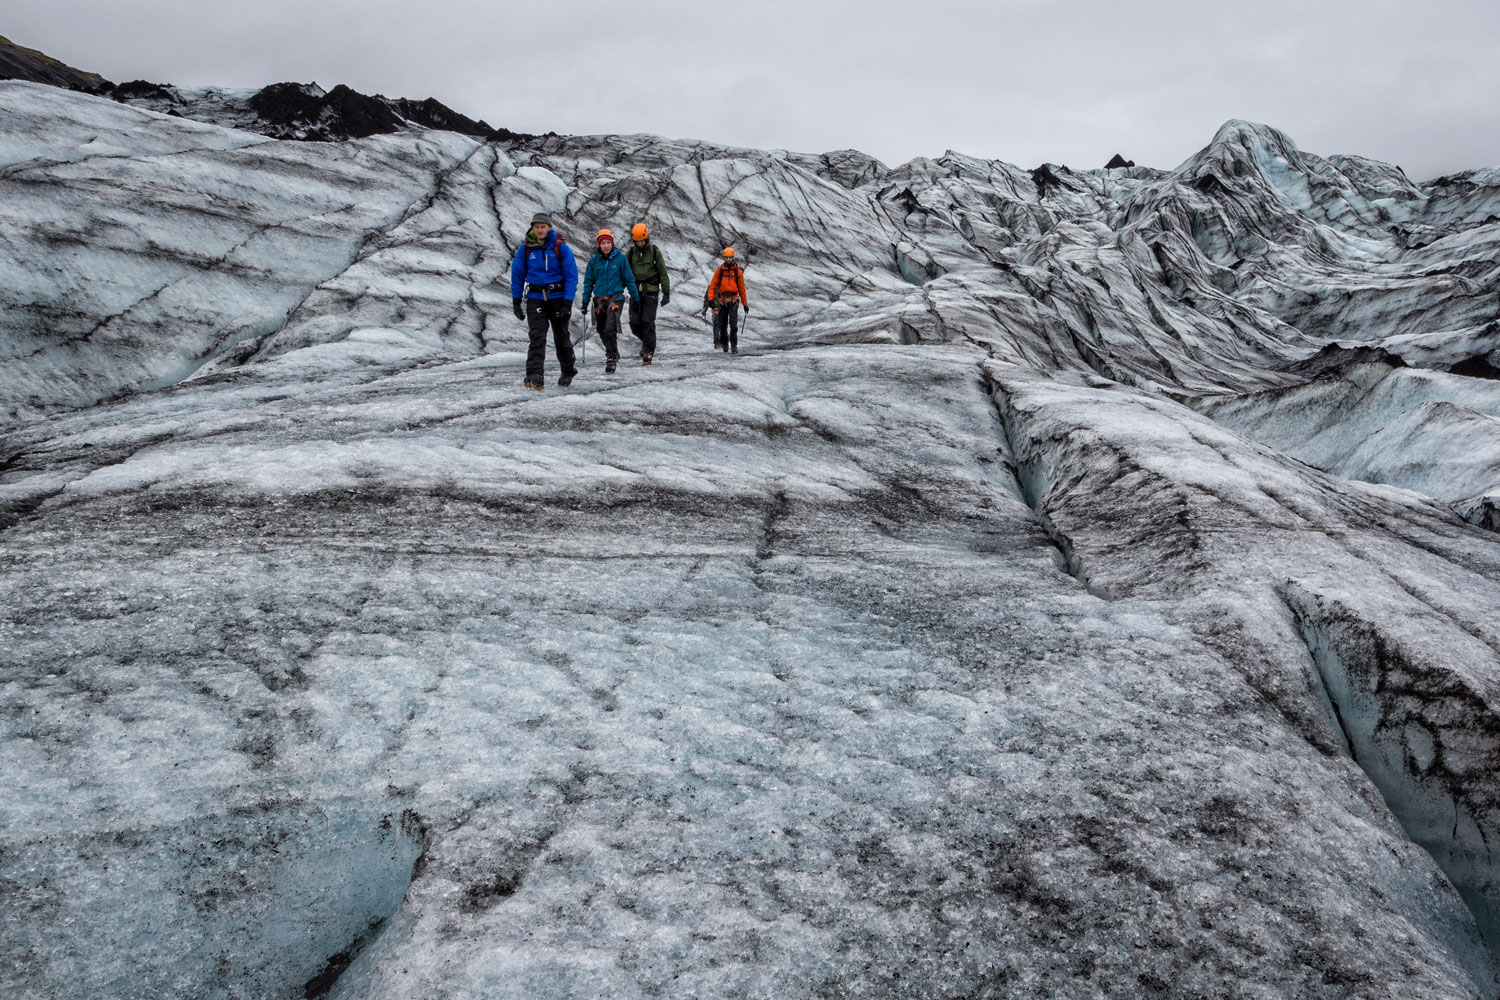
[5,83,1500,999]
[1203,362,1500,522]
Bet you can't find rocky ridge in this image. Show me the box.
[0,33,518,142]
[0,33,109,91]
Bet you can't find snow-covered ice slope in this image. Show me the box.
[5,80,1500,999]
[1202,361,1500,530]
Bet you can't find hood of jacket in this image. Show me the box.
[525,228,558,249]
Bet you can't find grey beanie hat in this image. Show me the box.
[530,212,553,225]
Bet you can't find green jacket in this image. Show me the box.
[627,241,671,296]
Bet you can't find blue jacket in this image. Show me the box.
[510,231,578,301]
[580,248,640,305]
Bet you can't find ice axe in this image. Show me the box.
[570,304,589,364]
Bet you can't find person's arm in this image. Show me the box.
[738,271,748,308]
[656,246,670,302]
[510,244,527,301]
[622,256,640,301]
[575,251,591,305]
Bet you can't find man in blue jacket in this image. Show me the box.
[578,229,640,375]
[510,212,579,390]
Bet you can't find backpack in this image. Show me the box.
[628,243,668,291]
[713,264,743,302]
[628,243,663,273]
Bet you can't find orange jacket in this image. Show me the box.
[706,263,748,307]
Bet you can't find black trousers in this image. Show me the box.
[526,297,576,379]
[713,302,740,349]
[628,293,658,356]
[592,297,625,361]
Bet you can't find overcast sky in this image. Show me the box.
[9,0,1499,179]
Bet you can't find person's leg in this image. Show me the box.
[600,300,621,363]
[714,305,728,350]
[728,304,740,352]
[548,299,576,377]
[592,299,610,361]
[628,295,646,347]
[634,294,658,358]
[525,298,549,382]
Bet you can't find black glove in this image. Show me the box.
[512,298,524,320]
[661,290,670,306]
[744,303,751,313]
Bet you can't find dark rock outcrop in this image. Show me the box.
[2,37,529,144]
[0,33,110,91]
[248,82,405,139]
[1449,355,1500,380]
[110,79,175,102]
[1030,163,1065,197]
[389,96,522,142]
[246,82,523,142]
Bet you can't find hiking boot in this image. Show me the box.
[641,353,653,366]
[730,346,738,354]
[523,375,543,390]
[605,359,617,374]
[557,371,575,387]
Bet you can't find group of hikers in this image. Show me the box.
[509,212,750,389]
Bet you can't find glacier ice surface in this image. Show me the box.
[5,81,1500,999]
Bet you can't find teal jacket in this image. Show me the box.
[580,248,640,305]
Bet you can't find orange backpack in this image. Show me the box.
[712,264,744,303]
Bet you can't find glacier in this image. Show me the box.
[5,79,1500,999]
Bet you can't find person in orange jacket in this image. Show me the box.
[701,247,749,354]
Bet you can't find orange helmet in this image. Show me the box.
[722,247,736,258]
[596,229,615,246]
[631,223,649,240]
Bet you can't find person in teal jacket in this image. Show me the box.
[579,229,641,374]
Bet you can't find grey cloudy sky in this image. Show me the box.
[9,0,1499,179]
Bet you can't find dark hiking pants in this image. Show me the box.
[592,297,625,362]
[526,297,576,381]
[713,302,740,350]
[628,293,659,356]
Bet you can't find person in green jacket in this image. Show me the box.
[626,223,670,365]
